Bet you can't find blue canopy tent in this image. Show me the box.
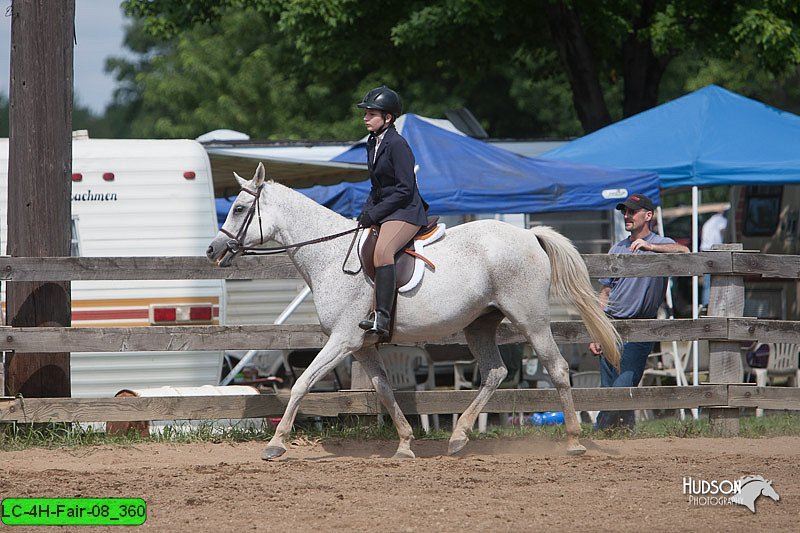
[298,113,660,217]
[541,84,800,387]
[540,85,800,189]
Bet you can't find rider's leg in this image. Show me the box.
[358,220,420,334]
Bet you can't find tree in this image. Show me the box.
[121,0,800,136]
[108,9,372,139]
[120,0,582,138]
[0,94,8,137]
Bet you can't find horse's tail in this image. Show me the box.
[531,226,621,368]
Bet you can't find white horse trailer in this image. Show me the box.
[0,135,225,397]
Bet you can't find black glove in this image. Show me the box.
[358,211,374,228]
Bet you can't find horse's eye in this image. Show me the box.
[234,205,244,214]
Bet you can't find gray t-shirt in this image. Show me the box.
[599,232,676,319]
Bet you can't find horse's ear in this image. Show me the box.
[233,172,248,188]
[254,162,266,186]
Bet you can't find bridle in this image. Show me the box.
[219,184,267,256]
[219,184,362,272]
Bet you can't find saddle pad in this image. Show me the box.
[358,223,445,292]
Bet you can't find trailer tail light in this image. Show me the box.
[150,304,214,325]
[152,307,177,323]
[183,171,196,180]
[72,173,83,182]
[103,172,115,181]
[189,306,212,321]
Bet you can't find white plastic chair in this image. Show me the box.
[641,341,691,387]
[378,345,438,432]
[640,341,692,420]
[570,371,601,424]
[452,358,523,433]
[752,343,800,417]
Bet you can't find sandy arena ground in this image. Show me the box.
[2,435,798,532]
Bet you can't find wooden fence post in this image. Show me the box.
[707,243,745,436]
[5,0,74,397]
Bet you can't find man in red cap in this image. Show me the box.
[589,193,689,430]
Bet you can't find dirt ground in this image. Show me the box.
[2,435,798,532]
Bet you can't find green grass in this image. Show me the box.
[2,412,800,452]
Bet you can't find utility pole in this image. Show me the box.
[5,0,74,397]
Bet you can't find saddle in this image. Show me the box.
[359,215,445,291]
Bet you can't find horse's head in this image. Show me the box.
[206,162,270,267]
[761,480,780,502]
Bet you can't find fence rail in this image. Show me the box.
[1,251,798,280]
[0,318,798,352]
[1,251,799,429]
[2,385,799,423]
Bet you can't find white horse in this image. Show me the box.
[207,163,620,460]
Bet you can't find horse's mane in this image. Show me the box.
[739,475,769,488]
[264,180,351,224]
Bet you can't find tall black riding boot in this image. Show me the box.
[358,264,395,336]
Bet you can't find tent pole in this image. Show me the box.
[689,187,701,418]
[691,186,700,389]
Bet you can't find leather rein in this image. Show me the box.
[219,184,362,271]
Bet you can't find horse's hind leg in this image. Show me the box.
[353,345,416,459]
[524,323,585,455]
[449,310,507,455]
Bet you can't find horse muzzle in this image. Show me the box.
[206,239,242,268]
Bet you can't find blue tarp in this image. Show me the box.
[216,197,235,227]
[296,114,660,217]
[541,85,800,188]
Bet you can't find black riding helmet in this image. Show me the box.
[356,86,402,117]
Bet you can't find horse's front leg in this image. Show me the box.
[352,345,416,459]
[262,336,354,461]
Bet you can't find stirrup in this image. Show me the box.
[358,311,376,331]
[359,311,389,335]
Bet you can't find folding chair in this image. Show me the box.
[378,345,438,432]
[570,371,601,424]
[751,343,800,417]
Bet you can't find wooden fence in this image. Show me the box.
[1,251,799,431]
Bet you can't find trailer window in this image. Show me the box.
[743,186,782,237]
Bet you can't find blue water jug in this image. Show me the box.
[529,411,564,426]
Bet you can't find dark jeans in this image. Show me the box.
[595,341,655,430]
[702,273,711,306]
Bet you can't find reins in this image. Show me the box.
[235,226,360,256]
[220,183,363,273]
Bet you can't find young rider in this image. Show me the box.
[355,86,428,336]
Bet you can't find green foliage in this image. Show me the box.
[123,0,800,136]
[109,8,365,139]
[0,93,8,137]
[6,0,790,140]
[0,92,129,139]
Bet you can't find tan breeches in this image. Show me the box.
[373,220,421,267]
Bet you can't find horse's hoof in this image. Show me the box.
[448,437,469,455]
[566,443,587,456]
[392,449,415,460]
[261,446,287,461]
